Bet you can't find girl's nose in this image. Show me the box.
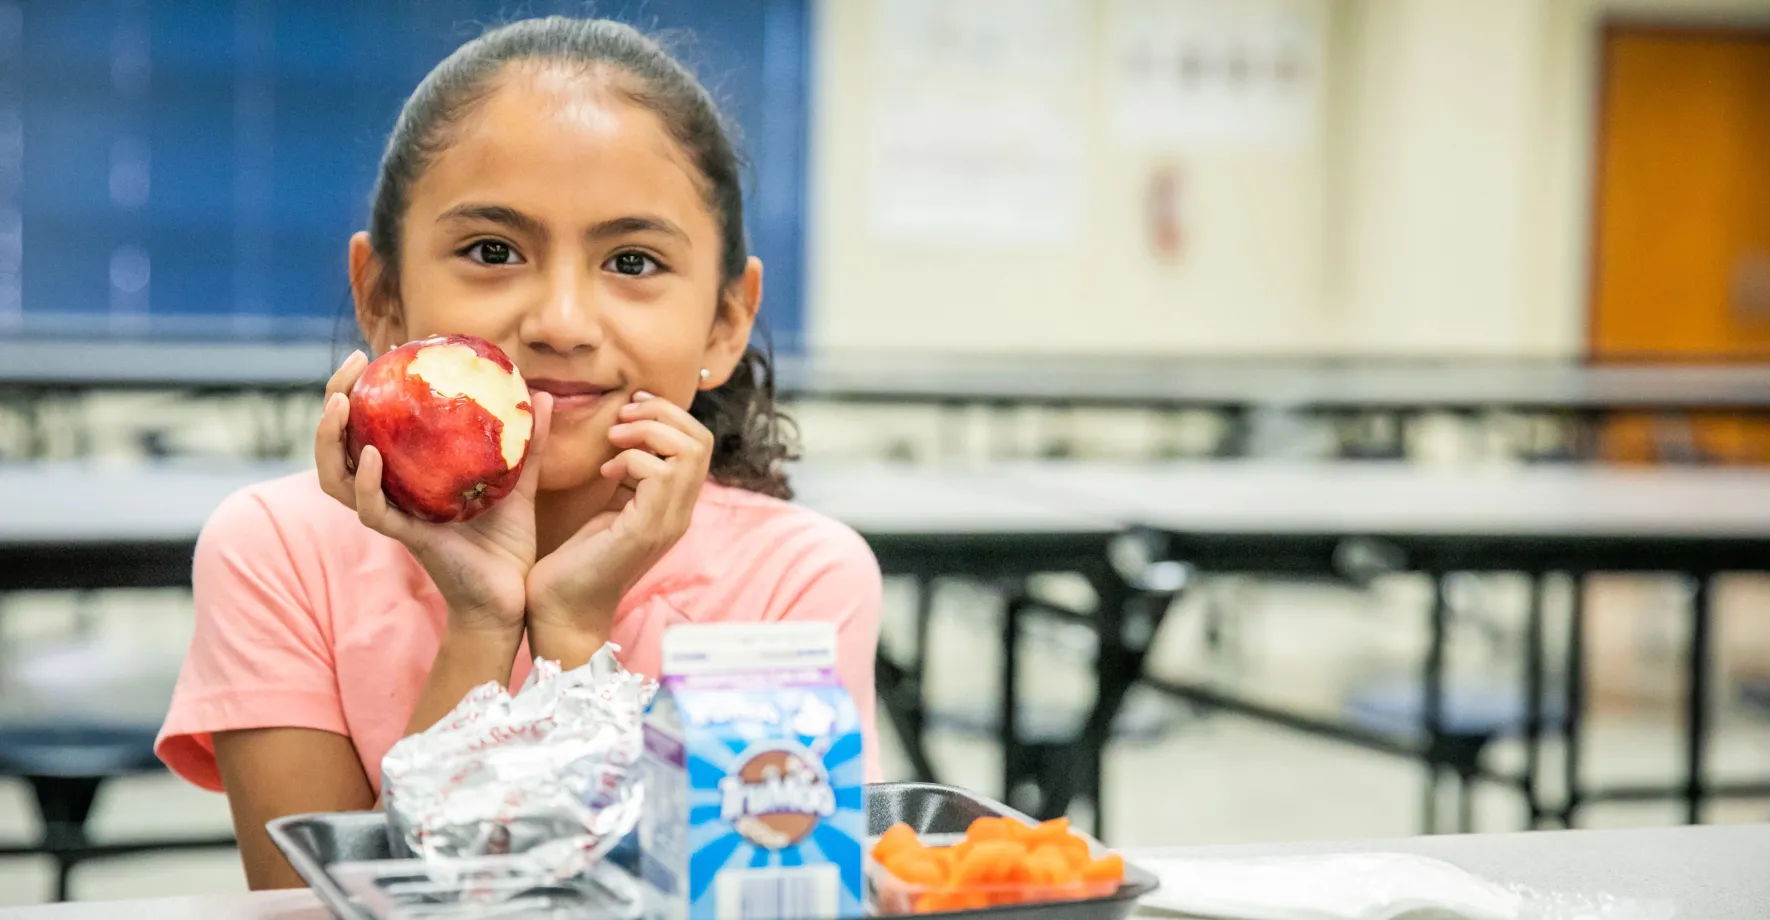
[520,271,603,356]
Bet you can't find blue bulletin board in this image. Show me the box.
[0,0,809,352]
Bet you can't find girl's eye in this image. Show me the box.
[605,251,660,277]
[464,240,522,266]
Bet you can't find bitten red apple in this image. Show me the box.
[346,334,535,523]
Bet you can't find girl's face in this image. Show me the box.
[350,63,760,492]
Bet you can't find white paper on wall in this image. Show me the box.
[866,0,1089,246]
[1106,0,1324,151]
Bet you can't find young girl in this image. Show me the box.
[154,17,882,890]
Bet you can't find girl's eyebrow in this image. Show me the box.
[437,204,547,241]
[436,206,688,247]
[587,215,689,244]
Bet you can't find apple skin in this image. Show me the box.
[345,334,534,524]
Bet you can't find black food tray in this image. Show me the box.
[268,781,1158,920]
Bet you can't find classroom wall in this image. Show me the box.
[1331,0,1551,356]
[807,0,1332,357]
[804,0,1770,358]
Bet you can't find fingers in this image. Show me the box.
[315,392,357,509]
[599,448,670,486]
[325,350,369,401]
[606,418,704,459]
[351,446,415,542]
[617,392,714,449]
[317,351,368,508]
[600,441,698,540]
[514,390,554,499]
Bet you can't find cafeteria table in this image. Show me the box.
[12,341,1770,458]
[0,460,1145,837]
[12,341,1770,413]
[1004,460,1770,828]
[5,822,1765,919]
[11,459,1770,837]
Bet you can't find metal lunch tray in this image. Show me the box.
[268,781,1159,920]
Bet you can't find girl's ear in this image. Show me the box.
[349,231,406,354]
[700,257,763,390]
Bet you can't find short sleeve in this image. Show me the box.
[773,523,886,783]
[155,487,348,791]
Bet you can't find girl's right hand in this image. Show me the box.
[314,350,554,637]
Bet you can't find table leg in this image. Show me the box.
[1522,573,1546,827]
[1214,407,1249,458]
[988,401,1020,460]
[940,400,968,462]
[1561,574,1587,827]
[1422,572,1449,834]
[1457,771,1475,834]
[878,575,940,785]
[1000,586,1022,810]
[1685,574,1713,825]
[1042,571,1153,839]
[1573,410,1602,461]
[912,574,940,782]
[21,387,50,459]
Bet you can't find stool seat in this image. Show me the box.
[1346,679,1566,740]
[0,721,164,778]
[0,714,172,901]
[1346,677,1567,835]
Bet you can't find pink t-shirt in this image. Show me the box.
[156,471,883,796]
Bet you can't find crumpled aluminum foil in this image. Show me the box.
[381,644,657,885]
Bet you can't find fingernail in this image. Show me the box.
[348,349,367,367]
[633,390,655,402]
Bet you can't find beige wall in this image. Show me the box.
[805,0,1770,358]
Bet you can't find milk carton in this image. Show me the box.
[641,623,865,920]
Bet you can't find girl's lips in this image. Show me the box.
[527,379,615,413]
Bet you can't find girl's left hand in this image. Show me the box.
[524,392,714,656]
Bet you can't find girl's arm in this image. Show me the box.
[173,356,554,890]
[212,728,375,890]
[212,623,523,890]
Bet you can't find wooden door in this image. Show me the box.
[1589,24,1770,462]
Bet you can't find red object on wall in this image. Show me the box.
[1146,166,1184,262]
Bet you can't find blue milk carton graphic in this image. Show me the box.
[641,622,865,920]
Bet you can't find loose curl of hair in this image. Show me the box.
[361,16,797,499]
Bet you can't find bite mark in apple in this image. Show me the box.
[407,343,534,468]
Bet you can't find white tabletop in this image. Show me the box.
[1,889,329,920]
[1133,823,1770,919]
[791,463,1121,536]
[12,459,1770,547]
[1003,460,1770,538]
[6,823,1765,919]
[0,340,337,389]
[0,461,306,544]
[0,461,1122,546]
[779,354,1770,410]
[10,339,1770,410]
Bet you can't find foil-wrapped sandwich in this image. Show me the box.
[381,645,657,882]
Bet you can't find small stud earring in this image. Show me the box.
[699,368,711,381]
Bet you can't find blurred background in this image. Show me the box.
[4,0,1770,907]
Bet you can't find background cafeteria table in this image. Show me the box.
[0,461,1145,837]
[12,341,1770,413]
[11,343,1770,460]
[1003,461,1770,830]
[4,822,1764,919]
[12,459,1770,835]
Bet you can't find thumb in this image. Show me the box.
[514,390,553,500]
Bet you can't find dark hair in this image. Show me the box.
[363,16,796,498]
